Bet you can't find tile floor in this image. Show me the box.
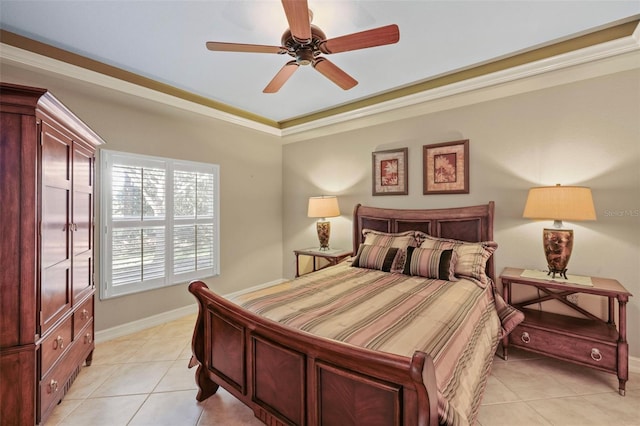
[45,314,639,426]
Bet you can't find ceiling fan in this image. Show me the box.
[206,0,400,93]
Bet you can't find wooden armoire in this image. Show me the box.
[0,83,104,424]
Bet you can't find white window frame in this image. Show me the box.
[100,149,220,299]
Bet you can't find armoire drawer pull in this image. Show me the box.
[521,332,530,344]
[81,309,90,320]
[53,336,64,350]
[48,379,58,394]
[591,348,602,362]
[85,333,93,344]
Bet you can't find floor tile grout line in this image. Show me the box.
[480,388,625,407]
[125,392,154,426]
[522,399,555,426]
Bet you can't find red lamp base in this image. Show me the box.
[543,228,573,279]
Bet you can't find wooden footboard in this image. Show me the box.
[189,280,439,426]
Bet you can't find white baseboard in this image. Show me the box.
[94,278,288,343]
[223,278,288,299]
[95,303,198,343]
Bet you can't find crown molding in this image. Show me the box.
[0,41,282,136]
[280,21,640,140]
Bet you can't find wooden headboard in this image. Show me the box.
[353,202,496,281]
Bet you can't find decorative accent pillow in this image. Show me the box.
[362,229,417,249]
[351,244,401,273]
[402,246,457,281]
[416,233,497,286]
[361,229,418,272]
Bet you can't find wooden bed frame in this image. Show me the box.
[189,202,495,426]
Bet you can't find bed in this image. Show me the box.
[188,202,523,426]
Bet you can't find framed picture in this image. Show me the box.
[423,140,469,194]
[372,147,408,196]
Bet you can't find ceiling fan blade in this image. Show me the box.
[206,41,285,54]
[312,58,357,90]
[263,61,299,93]
[319,24,400,54]
[281,0,312,43]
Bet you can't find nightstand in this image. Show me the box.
[294,248,352,277]
[500,267,632,396]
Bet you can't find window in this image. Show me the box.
[100,150,219,299]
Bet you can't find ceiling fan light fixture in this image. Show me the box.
[296,48,314,66]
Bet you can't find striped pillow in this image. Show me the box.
[362,229,416,249]
[402,246,457,281]
[361,229,418,272]
[417,234,496,286]
[352,244,401,273]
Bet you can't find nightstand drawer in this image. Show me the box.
[511,324,617,371]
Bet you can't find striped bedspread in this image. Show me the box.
[228,260,521,426]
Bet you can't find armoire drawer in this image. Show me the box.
[76,320,94,357]
[511,324,617,371]
[74,296,94,338]
[39,361,69,420]
[38,324,92,422]
[40,317,73,378]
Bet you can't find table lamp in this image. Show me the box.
[308,196,340,250]
[523,184,596,279]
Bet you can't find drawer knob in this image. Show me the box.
[48,379,58,394]
[521,332,530,344]
[53,336,64,350]
[85,332,93,344]
[82,309,90,319]
[591,348,602,362]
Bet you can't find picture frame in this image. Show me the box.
[372,147,408,196]
[423,140,469,194]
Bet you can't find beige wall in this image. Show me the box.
[1,63,284,331]
[283,70,640,357]
[2,62,638,358]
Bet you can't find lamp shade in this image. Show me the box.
[308,196,340,219]
[523,184,596,221]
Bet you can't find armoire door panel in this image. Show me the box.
[40,266,71,331]
[73,257,92,302]
[73,146,92,188]
[72,145,94,301]
[73,192,91,255]
[72,192,93,301]
[41,123,71,188]
[41,187,70,268]
[40,120,73,332]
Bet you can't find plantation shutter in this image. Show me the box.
[101,150,219,299]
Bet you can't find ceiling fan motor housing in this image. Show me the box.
[281,25,327,65]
